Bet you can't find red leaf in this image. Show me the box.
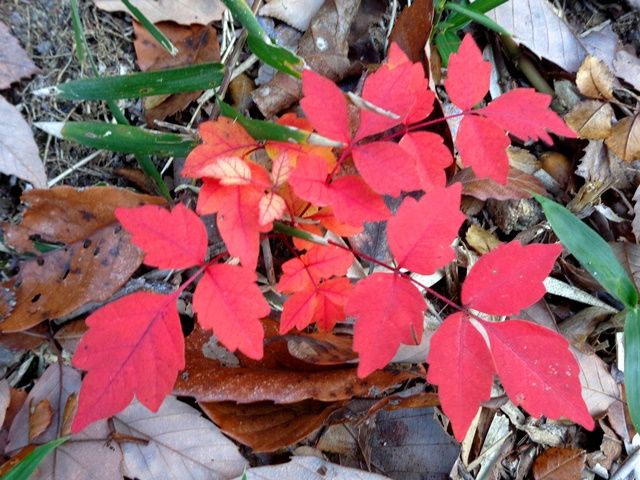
[328,176,390,227]
[427,313,494,441]
[399,132,453,191]
[193,264,270,360]
[115,204,207,269]
[480,89,577,144]
[288,154,332,206]
[483,319,594,430]
[461,241,563,315]
[346,273,425,377]
[445,34,491,111]
[71,291,184,432]
[352,142,422,196]
[197,180,265,268]
[300,70,350,144]
[355,43,434,141]
[280,288,318,333]
[183,118,257,179]
[456,114,510,184]
[312,277,353,331]
[277,245,354,293]
[387,183,464,274]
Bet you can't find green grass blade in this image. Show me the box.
[221,0,303,78]
[36,121,197,158]
[625,307,640,432]
[121,0,178,56]
[1,437,68,480]
[440,0,508,31]
[443,2,510,35]
[69,0,87,62]
[435,30,461,67]
[535,194,638,308]
[46,63,224,100]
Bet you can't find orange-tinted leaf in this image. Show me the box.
[258,191,286,225]
[461,241,562,315]
[183,118,257,179]
[427,313,494,441]
[312,277,353,331]
[280,288,318,333]
[456,113,510,184]
[289,153,332,206]
[387,183,464,274]
[199,157,253,185]
[115,203,207,269]
[72,291,184,432]
[193,264,270,360]
[445,33,491,110]
[278,245,354,293]
[346,273,425,377]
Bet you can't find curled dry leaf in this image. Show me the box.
[92,0,225,26]
[565,100,614,140]
[0,21,39,88]
[28,399,53,442]
[576,56,616,100]
[259,0,325,31]
[532,447,586,480]
[605,114,640,162]
[200,400,343,452]
[0,96,47,188]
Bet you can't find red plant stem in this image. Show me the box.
[175,251,230,296]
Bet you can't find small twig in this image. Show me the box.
[47,150,104,186]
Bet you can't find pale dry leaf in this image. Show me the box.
[114,396,248,480]
[580,23,618,68]
[633,189,640,244]
[465,224,500,254]
[576,56,616,100]
[575,140,629,189]
[564,100,614,140]
[236,456,392,479]
[605,114,640,162]
[574,348,620,417]
[0,96,47,188]
[259,0,325,31]
[92,0,225,25]
[0,21,39,88]
[613,48,640,92]
[487,0,587,72]
[0,379,10,427]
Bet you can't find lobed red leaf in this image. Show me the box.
[328,176,390,227]
[300,70,350,144]
[445,34,491,111]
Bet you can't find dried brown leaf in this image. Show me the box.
[0,21,39,88]
[0,96,47,188]
[28,399,53,442]
[605,114,640,162]
[201,400,342,452]
[574,348,620,417]
[576,56,616,100]
[454,167,546,201]
[54,319,88,355]
[92,0,225,26]
[533,447,586,480]
[565,100,614,140]
[388,0,435,63]
[465,224,500,255]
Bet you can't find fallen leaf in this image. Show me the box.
[285,332,357,365]
[28,399,53,442]
[612,47,640,92]
[132,22,220,124]
[533,447,586,480]
[454,167,546,201]
[575,140,628,189]
[465,224,500,254]
[0,21,39,88]
[388,0,435,63]
[576,56,616,100]
[92,0,225,26]
[54,319,88,355]
[252,0,360,117]
[259,0,325,31]
[200,400,342,452]
[574,347,621,417]
[605,114,640,162]
[0,96,47,188]
[114,396,248,479]
[236,456,392,479]
[487,0,587,72]
[0,379,10,428]
[565,100,614,139]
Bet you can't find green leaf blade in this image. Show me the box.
[625,307,640,432]
[53,63,224,100]
[535,194,638,308]
[1,437,68,480]
[121,0,178,56]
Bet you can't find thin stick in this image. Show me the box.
[48,150,103,186]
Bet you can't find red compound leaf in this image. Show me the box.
[277,245,354,293]
[399,132,453,191]
[461,241,563,315]
[193,263,270,360]
[328,175,390,227]
[445,33,491,111]
[300,70,350,144]
[427,313,494,441]
[387,183,464,274]
[312,277,353,332]
[346,272,425,377]
[72,291,184,432]
[288,153,333,206]
[115,203,207,270]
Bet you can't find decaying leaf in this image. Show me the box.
[200,400,342,452]
[532,447,586,480]
[92,0,225,26]
[114,396,248,479]
[576,56,616,100]
[0,96,47,188]
[453,167,546,201]
[388,0,435,64]
[237,456,392,479]
[28,399,53,442]
[0,21,39,88]
[465,224,500,255]
[565,100,614,140]
[259,0,325,31]
[605,115,640,162]
[574,348,620,417]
